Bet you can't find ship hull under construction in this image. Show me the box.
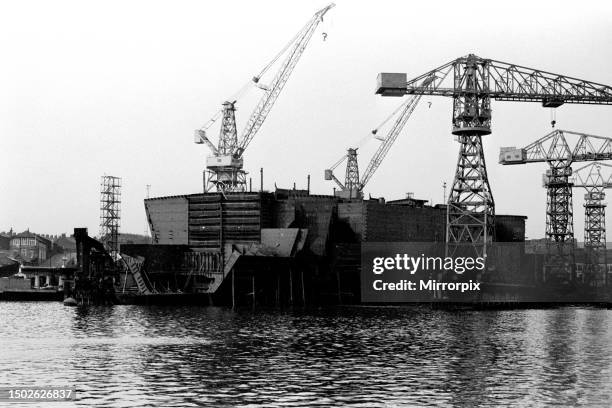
[108,188,610,307]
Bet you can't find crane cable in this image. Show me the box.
[327,98,414,170]
[254,19,312,83]
[372,97,413,136]
[198,16,315,132]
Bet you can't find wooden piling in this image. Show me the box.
[276,272,280,307]
[301,269,306,306]
[336,267,342,304]
[289,268,294,306]
[231,269,235,309]
[252,274,256,308]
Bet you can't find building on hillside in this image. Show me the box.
[9,231,51,263]
[0,235,10,250]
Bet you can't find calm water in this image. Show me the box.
[1,303,612,407]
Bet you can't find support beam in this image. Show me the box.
[251,274,255,308]
[447,56,494,259]
[446,135,495,258]
[289,268,293,306]
[543,166,575,282]
[276,272,280,307]
[571,162,612,287]
[231,269,235,309]
[301,269,306,306]
[583,198,607,286]
[336,267,342,304]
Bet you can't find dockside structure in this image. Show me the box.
[137,188,527,305]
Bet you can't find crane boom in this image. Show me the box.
[236,3,334,157]
[569,162,612,286]
[324,70,448,198]
[196,4,334,193]
[499,130,612,281]
[571,162,612,188]
[358,69,450,190]
[359,95,421,189]
[378,55,612,106]
[377,52,612,264]
[499,130,612,165]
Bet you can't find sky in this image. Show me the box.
[1,0,611,240]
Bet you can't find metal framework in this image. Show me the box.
[196,4,334,192]
[361,94,423,190]
[376,54,612,259]
[100,175,122,260]
[325,72,446,199]
[571,162,612,287]
[344,148,360,197]
[500,130,612,281]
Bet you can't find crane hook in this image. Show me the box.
[322,32,328,41]
[550,108,557,128]
[428,102,432,108]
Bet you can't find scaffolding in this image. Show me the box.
[100,175,122,259]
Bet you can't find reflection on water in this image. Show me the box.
[1,303,611,407]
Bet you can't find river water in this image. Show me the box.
[1,302,611,407]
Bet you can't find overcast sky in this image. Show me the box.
[1,0,611,240]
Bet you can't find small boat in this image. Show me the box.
[63,297,77,306]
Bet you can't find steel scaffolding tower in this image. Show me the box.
[100,175,122,259]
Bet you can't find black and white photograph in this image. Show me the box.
[1,0,612,406]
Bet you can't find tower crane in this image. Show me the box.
[570,162,612,287]
[376,54,612,258]
[195,4,335,193]
[325,72,446,199]
[499,130,612,281]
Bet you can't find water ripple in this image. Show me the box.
[1,303,611,407]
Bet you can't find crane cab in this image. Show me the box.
[499,147,526,164]
[206,155,243,170]
[376,73,407,96]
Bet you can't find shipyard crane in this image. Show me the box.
[376,54,612,258]
[499,130,612,281]
[195,4,335,192]
[325,72,446,199]
[570,162,612,287]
